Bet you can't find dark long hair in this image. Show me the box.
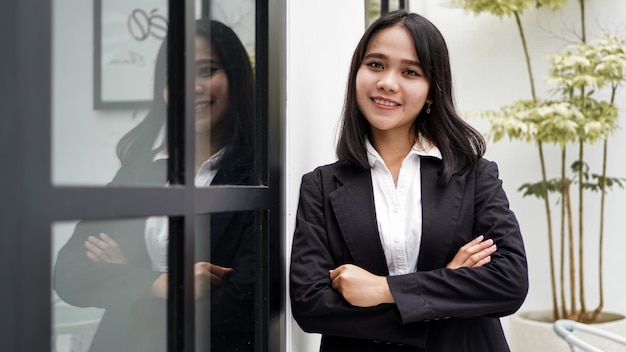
[116,18,255,183]
[336,10,485,184]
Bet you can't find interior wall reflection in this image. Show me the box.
[51,210,262,352]
[52,0,259,187]
[195,211,261,351]
[52,218,167,352]
[52,0,169,186]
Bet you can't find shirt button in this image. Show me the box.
[393,237,400,243]
[392,207,399,213]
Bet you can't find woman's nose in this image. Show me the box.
[376,72,399,92]
[195,83,205,95]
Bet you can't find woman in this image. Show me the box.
[54,19,257,352]
[289,10,528,352]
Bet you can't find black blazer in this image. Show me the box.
[290,157,528,352]
[54,159,257,352]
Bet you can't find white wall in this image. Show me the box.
[284,2,366,350]
[285,0,626,351]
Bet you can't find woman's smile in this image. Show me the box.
[371,97,401,107]
[195,100,212,113]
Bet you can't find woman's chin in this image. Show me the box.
[195,119,212,135]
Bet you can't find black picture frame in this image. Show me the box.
[93,0,167,109]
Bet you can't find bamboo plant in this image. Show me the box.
[451,0,626,323]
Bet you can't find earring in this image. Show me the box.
[426,102,432,114]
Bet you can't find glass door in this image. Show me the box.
[0,0,284,351]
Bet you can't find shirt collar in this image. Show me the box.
[197,147,225,173]
[152,147,225,174]
[366,136,442,168]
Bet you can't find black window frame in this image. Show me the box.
[0,0,285,350]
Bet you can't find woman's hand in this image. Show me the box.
[329,264,394,307]
[85,233,128,265]
[150,263,234,299]
[194,262,234,298]
[446,235,496,270]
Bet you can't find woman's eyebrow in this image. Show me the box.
[196,58,219,65]
[402,58,422,67]
[363,52,421,67]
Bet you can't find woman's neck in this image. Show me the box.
[370,131,414,186]
[371,131,413,161]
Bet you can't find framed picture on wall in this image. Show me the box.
[93,0,168,109]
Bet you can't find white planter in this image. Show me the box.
[508,310,626,352]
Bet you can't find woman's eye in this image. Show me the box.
[405,69,421,76]
[367,61,383,69]
[198,66,217,77]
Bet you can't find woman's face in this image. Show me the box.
[355,25,431,139]
[194,36,229,135]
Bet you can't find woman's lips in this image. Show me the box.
[195,100,212,112]
[372,97,400,107]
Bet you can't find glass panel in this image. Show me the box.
[52,218,168,352]
[52,0,169,186]
[365,0,407,27]
[195,0,260,187]
[195,211,260,351]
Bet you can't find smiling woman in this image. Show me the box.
[289,9,528,352]
[355,24,431,167]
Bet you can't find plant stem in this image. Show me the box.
[591,86,615,322]
[514,8,557,319]
[566,177,576,318]
[579,0,586,43]
[538,142,559,320]
[578,140,587,320]
[559,145,568,318]
[514,11,537,101]
[589,139,608,322]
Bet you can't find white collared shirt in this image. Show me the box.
[366,138,442,276]
[144,148,224,272]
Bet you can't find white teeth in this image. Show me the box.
[373,98,398,106]
[196,102,209,109]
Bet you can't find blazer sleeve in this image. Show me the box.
[290,168,428,348]
[387,159,529,323]
[53,167,163,309]
[53,218,162,309]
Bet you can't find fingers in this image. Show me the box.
[328,264,355,291]
[85,237,108,261]
[207,263,234,277]
[329,270,339,290]
[447,235,497,269]
[98,232,118,246]
[473,254,492,268]
[459,235,491,254]
[84,233,128,264]
[195,262,234,288]
[468,240,497,265]
[462,237,494,259]
[462,234,485,249]
[86,250,99,262]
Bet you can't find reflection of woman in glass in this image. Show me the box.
[54,19,256,352]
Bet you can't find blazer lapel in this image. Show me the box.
[417,157,465,271]
[329,167,389,276]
